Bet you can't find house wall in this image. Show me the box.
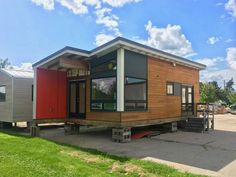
[12,78,33,122]
[0,71,13,122]
[120,56,199,122]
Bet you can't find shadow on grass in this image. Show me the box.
[0,129,131,163]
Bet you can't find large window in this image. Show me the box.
[91,77,116,111]
[90,52,117,111]
[0,86,6,102]
[125,77,147,111]
[124,50,147,111]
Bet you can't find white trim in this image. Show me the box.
[117,48,124,112]
[33,69,37,119]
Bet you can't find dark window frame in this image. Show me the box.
[166,82,174,95]
[90,76,117,112]
[124,76,148,111]
[0,85,6,102]
[90,52,117,112]
[181,85,194,116]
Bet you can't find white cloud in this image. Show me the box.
[195,57,224,67]
[207,36,220,45]
[95,8,120,35]
[201,69,236,85]
[57,0,88,14]
[225,0,236,18]
[102,0,141,7]
[8,63,33,71]
[31,0,54,10]
[138,21,193,57]
[225,38,233,42]
[95,33,115,46]
[85,0,101,9]
[226,47,236,70]
[199,48,236,89]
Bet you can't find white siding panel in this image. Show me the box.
[0,71,13,122]
[12,78,33,122]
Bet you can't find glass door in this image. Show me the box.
[69,80,86,119]
[181,85,194,116]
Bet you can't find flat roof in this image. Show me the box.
[0,68,34,79]
[33,37,206,70]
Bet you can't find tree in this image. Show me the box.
[209,81,221,100]
[227,92,236,105]
[0,58,10,68]
[225,78,234,92]
[200,82,217,103]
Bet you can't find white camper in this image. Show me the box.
[0,68,33,126]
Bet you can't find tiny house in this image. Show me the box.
[0,68,33,126]
[32,37,206,138]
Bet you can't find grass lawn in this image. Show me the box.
[0,132,206,177]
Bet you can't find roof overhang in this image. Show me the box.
[33,37,206,70]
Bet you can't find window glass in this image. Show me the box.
[104,103,116,111]
[91,103,103,110]
[182,87,186,103]
[167,83,174,95]
[91,77,116,111]
[91,60,116,74]
[125,77,147,111]
[188,87,192,93]
[0,86,6,102]
[188,93,192,103]
[92,77,116,100]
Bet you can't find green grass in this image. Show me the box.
[0,132,206,177]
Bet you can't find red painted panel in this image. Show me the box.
[57,71,67,118]
[36,68,67,119]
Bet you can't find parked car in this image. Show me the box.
[230,104,236,115]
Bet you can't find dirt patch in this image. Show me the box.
[60,150,111,163]
[110,162,155,177]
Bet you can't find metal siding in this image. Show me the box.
[0,71,13,122]
[12,78,33,122]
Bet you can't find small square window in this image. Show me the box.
[0,86,6,102]
[167,83,174,95]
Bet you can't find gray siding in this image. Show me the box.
[12,78,33,122]
[0,71,13,122]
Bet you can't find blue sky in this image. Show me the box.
[0,0,236,87]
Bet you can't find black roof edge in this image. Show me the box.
[33,36,206,69]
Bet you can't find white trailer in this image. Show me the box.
[0,68,33,127]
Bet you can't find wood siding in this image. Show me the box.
[121,56,199,122]
[12,78,33,122]
[0,71,13,122]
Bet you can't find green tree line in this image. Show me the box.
[0,58,10,68]
[200,79,236,106]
